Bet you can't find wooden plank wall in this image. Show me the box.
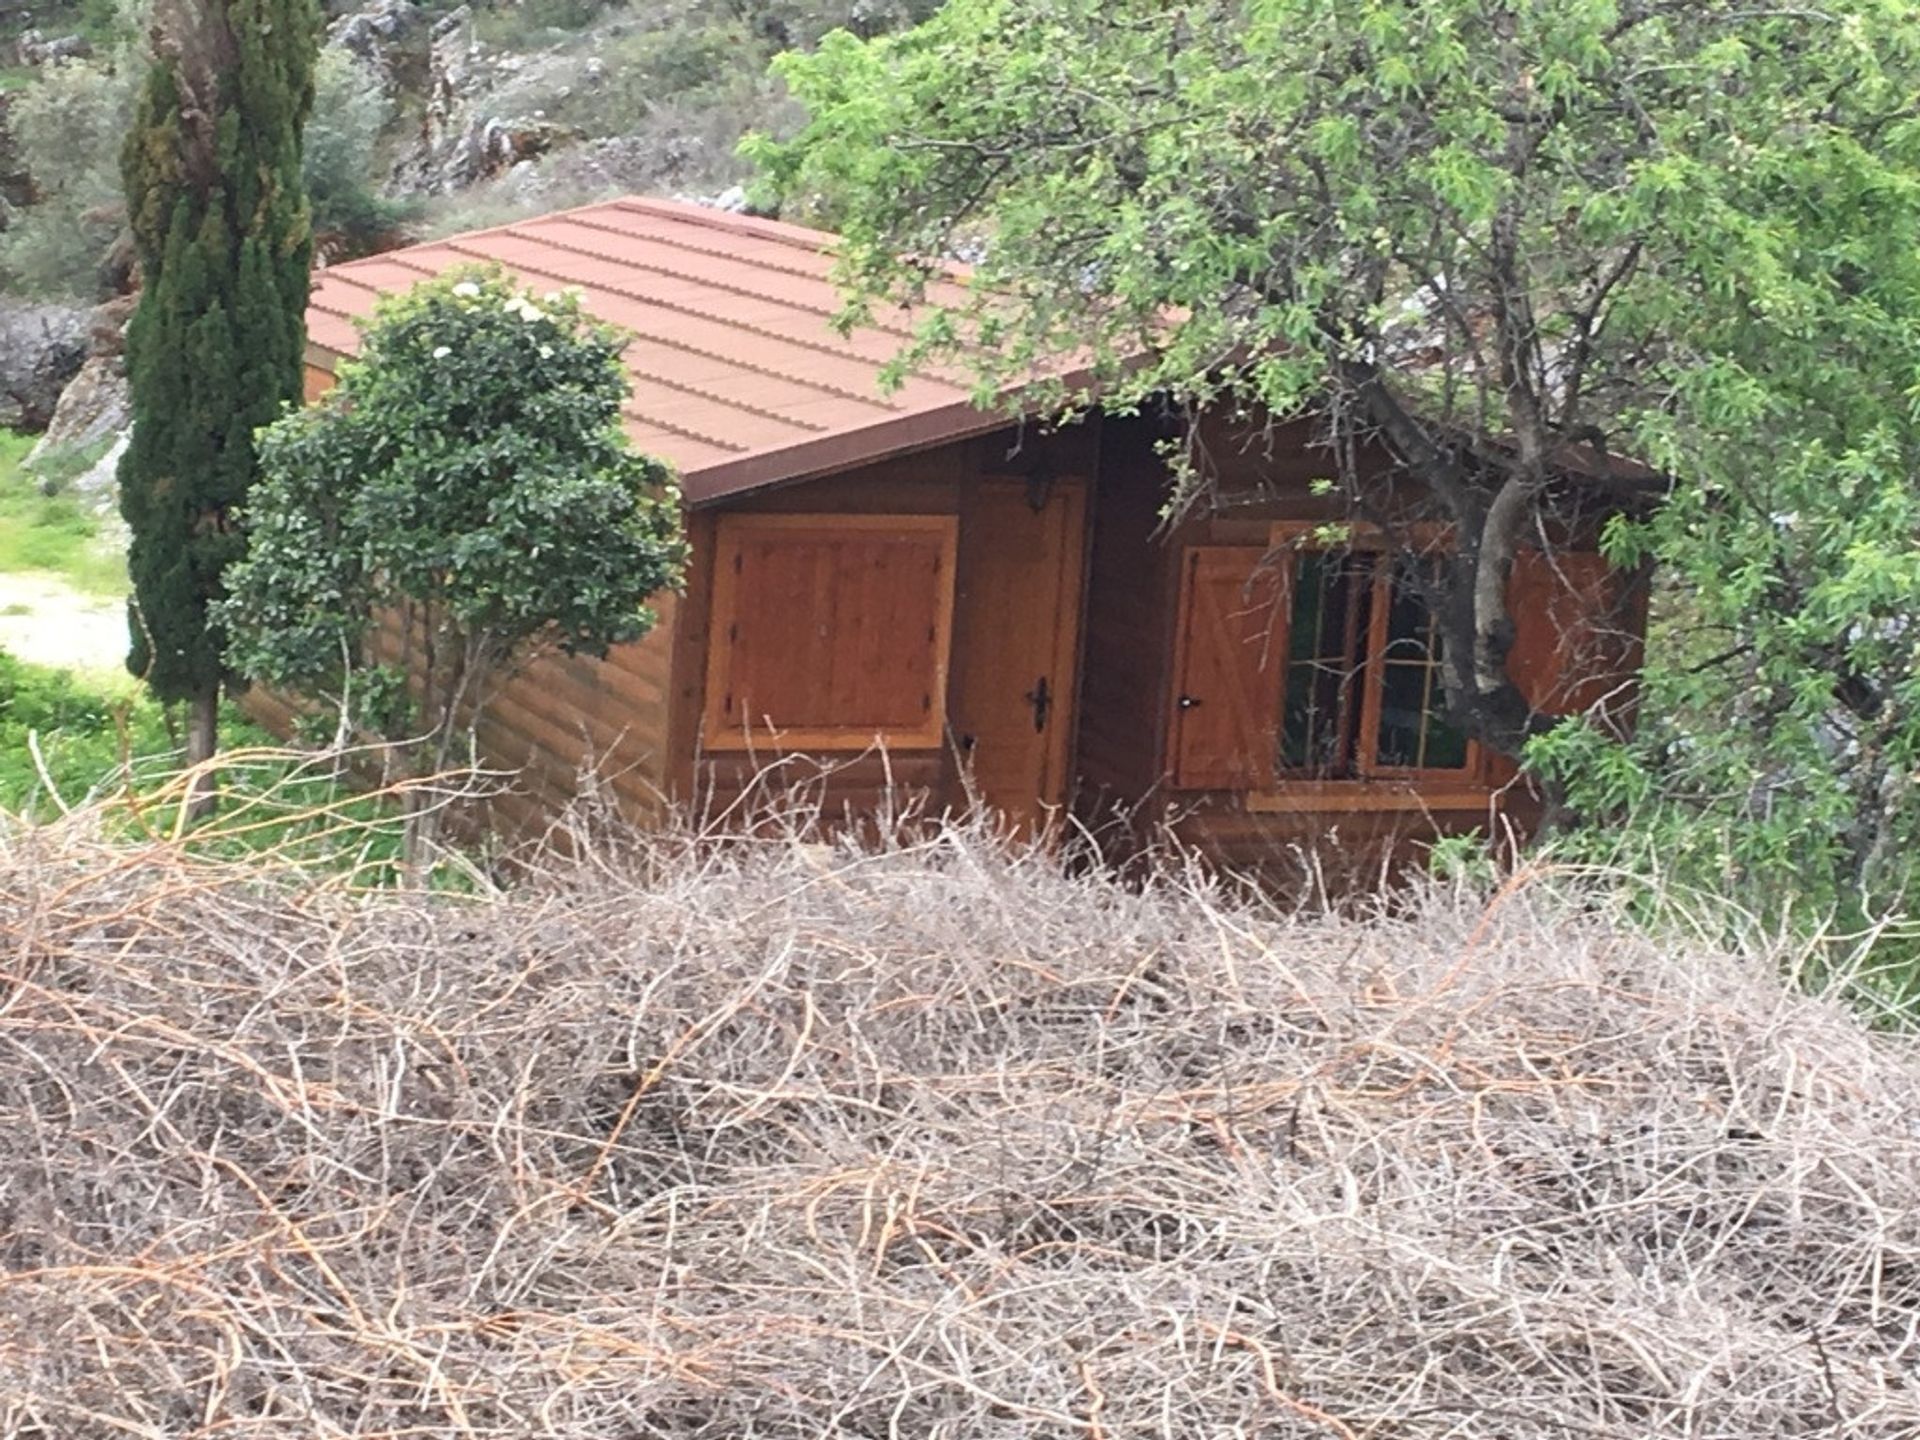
[1070,413,1179,847]
[681,422,1099,835]
[239,602,680,844]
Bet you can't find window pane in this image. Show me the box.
[1280,551,1369,777]
[1373,559,1469,771]
[1373,662,1418,767]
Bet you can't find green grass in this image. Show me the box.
[0,428,127,596]
[0,649,455,885]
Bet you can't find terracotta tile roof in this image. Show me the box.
[305,196,1021,503]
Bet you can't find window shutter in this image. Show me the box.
[705,516,956,749]
[1506,549,1641,731]
[1168,546,1290,790]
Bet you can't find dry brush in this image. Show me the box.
[1,812,1917,1437]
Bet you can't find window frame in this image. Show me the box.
[701,512,959,753]
[1168,521,1494,812]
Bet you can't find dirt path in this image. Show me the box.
[0,572,128,680]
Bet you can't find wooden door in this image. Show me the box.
[948,476,1088,833]
[1168,546,1290,790]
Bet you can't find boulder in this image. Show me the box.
[26,352,129,461]
[0,298,87,433]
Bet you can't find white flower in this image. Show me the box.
[537,344,553,358]
[432,345,452,359]
[451,281,481,299]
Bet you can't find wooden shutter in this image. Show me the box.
[705,515,957,749]
[302,364,336,402]
[1506,549,1642,731]
[1168,546,1290,790]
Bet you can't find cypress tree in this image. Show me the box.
[119,0,317,799]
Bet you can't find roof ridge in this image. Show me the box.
[606,195,837,254]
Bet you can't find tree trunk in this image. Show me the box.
[183,684,218,821]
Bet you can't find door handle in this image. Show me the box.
[1024,676,1052,732]
[1177,694,1202,710]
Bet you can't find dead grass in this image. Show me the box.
[1,802,1917,1437]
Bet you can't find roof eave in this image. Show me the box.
[681,370,1098,506]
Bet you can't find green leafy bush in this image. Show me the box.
[221,265,685,856]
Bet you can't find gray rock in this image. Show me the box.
[13,29,93,65]
[326,0,423,90]
[0,299,87,433]
[26,353,129,462]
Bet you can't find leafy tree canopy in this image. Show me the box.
[220,267,686,840]
[753,0,1920,918]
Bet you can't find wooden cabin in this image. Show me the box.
[257,197,1646,874]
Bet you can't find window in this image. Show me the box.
[702,514,957,750]
[1169,525,1480,795]
[1279,548,1472,780]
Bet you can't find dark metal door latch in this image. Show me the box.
[1025,676,1052,732]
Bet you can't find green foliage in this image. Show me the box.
[514,14,774,145]
[220,266,685,785]
[0,55,140,298]
[471,0,622,51]
[305,48,407,253]
[0,652,159,810]
[0,647,455,884]
[1521,9,1920,924]
[0,429,125,595]
[755,0,1920,926]
[118,0,319,715]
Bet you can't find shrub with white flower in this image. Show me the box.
[220,264,686,857]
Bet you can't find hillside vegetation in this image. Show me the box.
[0,0,935,298]
[3,818,1916,1436]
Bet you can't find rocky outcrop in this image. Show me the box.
[11,29,93,66]
[23,296,135,517]
[379,7,583,196]
[0,298,87,432]
[28,352,128,459]
[0,92,32,226]
[325,0,426,95]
